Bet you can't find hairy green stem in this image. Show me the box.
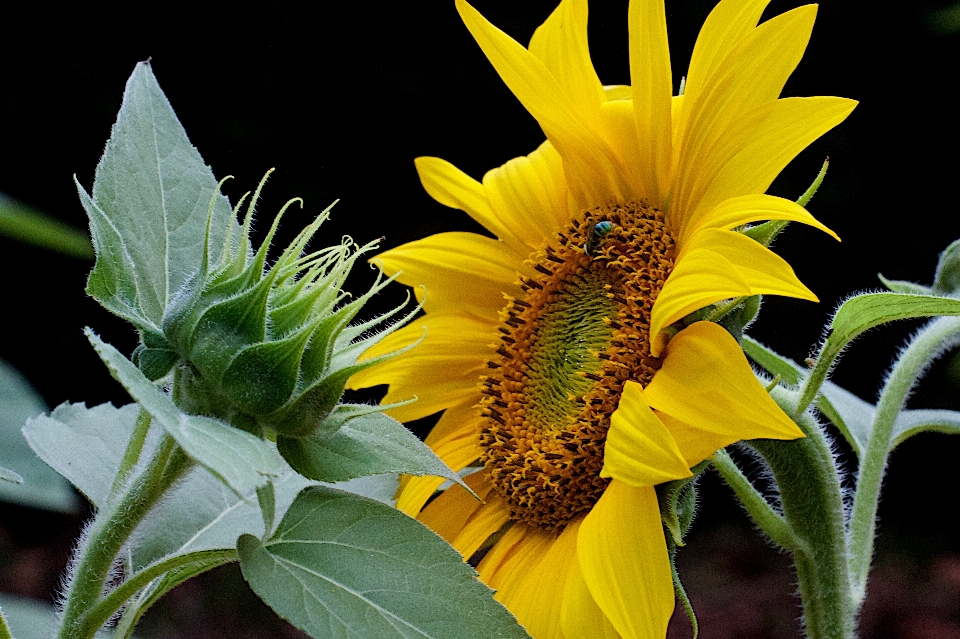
[57,434,192,639]
[107,409,152,503]
[77,549,236,637]
[712,449,807,555]
[750,389,853,639]
[848,316,960,604]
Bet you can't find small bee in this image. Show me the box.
[584,221,616,256]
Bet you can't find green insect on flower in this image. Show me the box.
[583,220,616,256]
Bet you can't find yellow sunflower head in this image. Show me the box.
[350,0,856,636]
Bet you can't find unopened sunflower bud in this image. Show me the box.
[933,239,960,297]
[151,173,412,438]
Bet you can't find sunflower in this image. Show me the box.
[350,0,856,636]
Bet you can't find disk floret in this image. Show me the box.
[135,175,409,438]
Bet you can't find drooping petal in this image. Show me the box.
[529,0,604,125]
[483,141,572,250]
[492,523,581,639]
[374,231,524,319]
[578,481,674,639]
[673,5,818,220]
[644,321,804,443]
[629,0,673,204]
[675,96,857,235]
[648,247,752,355]
[683,228,818,300]
[651,228,819,355]
[601,380,692,487]
[455,0,627,205]
[561,548,620,639]
[656,410,737,468]
[683,192,840,247]
[348,313,492,422]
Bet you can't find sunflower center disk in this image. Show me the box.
[479,202,677,530]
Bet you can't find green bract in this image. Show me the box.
[136,174,412,438]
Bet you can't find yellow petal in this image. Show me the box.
[529,0,604,124]
[683,193,840,247]
[374,231,523,320]
[656,410,739,469]
[675,97,856,234]
[629,0,673,203]
[674,5,818,214]
[644,321,804,442]
[450,490,511,560]
[494,524,580,639]
[651,229,818,354]
[578,481,674,639]
[478,523,554,591]
[601,380,692,487]
[419,471,496,550]
[680,0,771,117]
[349,314,491,422]
[649,247,752,355]
[455,0,626,205]
[424,395,484,447]
[683,228,818,301]
[483,140,571,251]
[414,156,523,250]
[599,99,644,197]
[395,429,483,516]
[561,547,620,639]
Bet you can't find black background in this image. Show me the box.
[2,1,960,637]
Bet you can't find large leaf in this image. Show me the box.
[277,407,466,488]
[87,330,285,497]
[238,486,530,639]
[79,61,239,330]
[0,193,93,259]
[23,402,156,509]
[799,293,960,413]
[132,465,314,569]
[0,360,78,512]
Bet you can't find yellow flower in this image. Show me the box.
[351,0,855,636]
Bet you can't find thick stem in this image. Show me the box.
[750,389,853,639]
[848,316,960,604]
[57,435,191,639]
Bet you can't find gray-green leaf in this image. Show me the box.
[132,465,314,569]
[797,293,960,414]
[79,61,239,331]
[238,486,531,639]
[86,329,285,497]
[277,408,466,489]
[23,402,155,509]
[0,360,78,512]
[132,464,399,570]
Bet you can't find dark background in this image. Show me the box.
[2,1,960,637]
